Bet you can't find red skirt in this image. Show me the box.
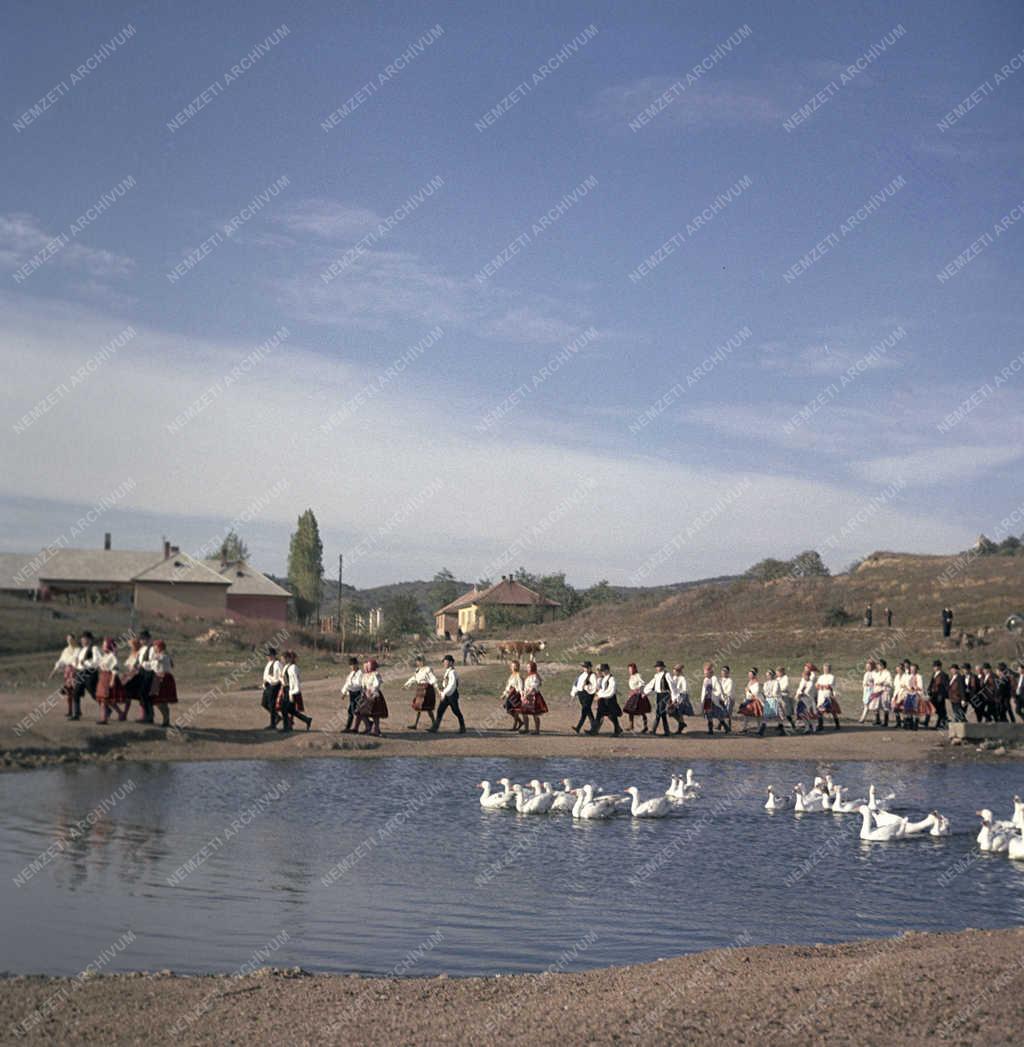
[96,670,125,703]
[361,692,388,719]
[817,695,841,715]
[738,698,763,718]
[412,683,436,712]
[623,690,651,715]
[520,691,548,715]
[153,673,178,704]
[61,664,76,697]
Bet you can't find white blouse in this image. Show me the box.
[503,672,524,696]
[285,663,301,693]
[344,669,363,692]
[361,670,382,697]
[98,651,119,674]
[54,644,77,671]
[627,672,644,691]
[404,666,437,688]
[523,672,542,694]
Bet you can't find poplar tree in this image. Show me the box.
[287,509,324,624]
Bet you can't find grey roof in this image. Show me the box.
[38,549,165,585]
[203,559,291,598]
[0,552,40,592]
[134,552,231,586]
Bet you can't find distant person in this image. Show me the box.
[737,668,763,732]
[429,654,465,733]
[134,630,156,723]
[1015,662,1024,721]
[590,663,621,736]
[720,666,735,730]
[777,665,795,733]
[95,637,128,723]
[461,634,473,665]
[864,605,873,627]
[760,668,786,736]
[996,663,1015,723]
[885,607,893,627]
[905,663,930,730]
[520,660,548,735]
[976,663,997,722]
[70,631,100,721]
[341,656,363,733]
[403,655,437,731]
[571,660,598,734]
[942,606,954,638]
[794,666,816,732]
[456,626,463,641]
[261,646,283,729]
[622,662,650,733]
[929,660,950,729]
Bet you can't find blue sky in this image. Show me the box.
[1,0,1022,587]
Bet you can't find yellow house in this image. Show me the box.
[434,577,559,637]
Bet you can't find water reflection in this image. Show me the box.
[1,756,1022,976]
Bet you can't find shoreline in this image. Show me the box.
[2,674,1017,773]
[3,928,1021,1044]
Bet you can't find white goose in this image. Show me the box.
[867,784,896,812]
[858,805,905,841]
[680,769,702,797]
[513,783,555,815]
[830,786,865,814]
[977,810,1011,853]
[546,782,578,813]
[494,777,519,809]
[765,786,792,810]
[1011,795,1024,832]
[572,784,619,820]
[1008,833,1024,861]
[929,812,951,837]
[624,786,673,818]
[478,780,514,810]
[902,813,940,837]
[793,783,829,813]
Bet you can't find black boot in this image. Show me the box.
[757,723,766,737]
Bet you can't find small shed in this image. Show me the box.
[435,577,559,636]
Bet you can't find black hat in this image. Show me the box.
[348,656,359,666]
[599,663,610,672]
[654,660,665,669]
[443,654,455,664]
[581,660,593,668]
[267,646,277,656]
[139,629,151,640]
[932,659,942,667]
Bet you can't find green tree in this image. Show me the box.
[581,579,615,608]
[429,567,460,609]
[789,550,830,577]
[287,509,324,624]
[383,592,428,635]
[217,529,249,562]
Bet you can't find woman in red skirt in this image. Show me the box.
[403,656,437,730]
[520,661,548,734]
[738,668,764,731]
[622,662,650,732]
[148,640,178,726]
[95,637,128,723]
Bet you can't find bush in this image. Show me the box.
[823,606,854,627]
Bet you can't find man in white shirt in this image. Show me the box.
[70,630,100,721]
[776,665,796,732]
[700,663,727,735]
[341,656,363,733]
[589,664,623,736]
[643,660,675,735]
[261,645,283,729]
[134,629,156,723]
[428,655,465,733]
[571,660,597,734]
[669,664,690,734]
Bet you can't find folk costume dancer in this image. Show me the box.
[720,666,735,732]
[643,660,674,736]
[794,668,817,733]
[50,634,78,719]
[814,663,841,731]
[669,664,692,734]
[404,656,437,730]
[872,659,894,727]
[356,659,386,735]
[501,661,525,731]
[342,657,363,732]
[134,630,156,723]
[147,640,178,727]
[95,638,128,723]
[70,631,100,721]
[737,669,763,732]
[859,660,877,723]
[261,646,283,729]
[519,661,548,735]
[571,661,597,734]
[760,669,786,736]
[622,662,650,733]
[590,663,622,736]
[429,655,466,733]
[948,664,968,723]
[701,663,728,734]
[777,665,796,732]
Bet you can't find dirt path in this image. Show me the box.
[3,928,1021,1044]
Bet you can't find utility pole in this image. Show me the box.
[337,553,344,654]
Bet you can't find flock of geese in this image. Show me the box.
[765,775,1024,857]
[477,770,703,820]
[478,771,1024,858]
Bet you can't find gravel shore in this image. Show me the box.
[3,928,1022,1045]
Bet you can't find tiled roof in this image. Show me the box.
[203,559,290,597]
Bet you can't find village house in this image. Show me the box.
[434,576,559,637]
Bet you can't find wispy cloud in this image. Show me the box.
[849,445,1024,487]
[0,212,133,278]
[274,198,384,240]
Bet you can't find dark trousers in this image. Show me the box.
[932,696,948,726]
[574,692,595,732]
[261,683,280,725]
[951,701,967,722]
[653,693,671,734]
[135,669,155,721]
[590,700,622,735]
[433,691,465,732]
[344,690,361,731]
[71,669,98,718]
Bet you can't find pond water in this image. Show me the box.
[1,757,1022,977]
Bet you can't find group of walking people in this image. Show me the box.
[51,630,177,725]
[860,658,1024,729]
